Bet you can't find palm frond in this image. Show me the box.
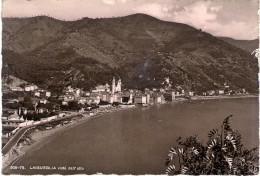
[176,137,182,142]
[178,148,184,155]
[223,115,233,124]
[165,157,171,166]
[249,147,258,153]
[181,166,188,174]
[208,129,218,139]
[165,165,175,174]
[226,135,237,150]
[222,146,227,152]
[224,156,233,169]
[232,167,237,174]
[169,147,177,155]
[165,147,177,166]
[223,115,233,131]
[191,147,199,155]
[207,138,218,150]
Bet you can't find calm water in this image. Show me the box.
[6,98,259,175]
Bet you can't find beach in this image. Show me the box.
[190,94,258,100]
[2,105,136,171]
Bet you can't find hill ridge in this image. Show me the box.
[217,37,259,53]
[2,14,258,93]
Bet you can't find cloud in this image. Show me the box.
[210,6,222,12]
[171,1,258,40]
[207,20,258,40]
[173,2,221,29]
[102,0,115,5]
[133,3,168,19]
[102,0,127,5]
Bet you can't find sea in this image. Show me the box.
[5,97,259,175]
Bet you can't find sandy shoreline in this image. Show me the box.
[191,94,258,100]
[164,94,258,105]
[2,94,258,172]
[2,105,136,171]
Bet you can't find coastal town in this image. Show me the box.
[1,0,259,174]
[2,76,249,150]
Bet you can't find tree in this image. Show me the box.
[99,99,109,105]
[68,101,80,111]
[48,84,64,97]
[5,102,19,109]
[165,115,259,175]
[23,95,34,110]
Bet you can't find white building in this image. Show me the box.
[25,86,31,91]
[75,89,81,97]
[218,90,225,95]
[128,94,133,104]
[116,78,122,92]
[10,87,24,91]
[165,77,170,84]
[134,95,147,104]
[146,94,150,104]
[64,95,75,101]
[46,91,51,97]
[39,99,48,104]
[112,94,122,103]
[35,91,40,97]
[62,101,69,105]
[189,92,194,96]
[171,91,176,100]
[112,77,122,94]
[112,77,116,94]
[30,85,36,91]
[66,86,74,93]
[92,85,109,93]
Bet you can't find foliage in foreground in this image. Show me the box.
[165,115,259,175]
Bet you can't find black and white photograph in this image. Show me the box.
[1,0,259,175]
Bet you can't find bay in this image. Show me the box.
[7,97,259,175]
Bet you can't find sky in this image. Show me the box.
[2,0,259,40]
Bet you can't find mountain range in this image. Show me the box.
[218,37,258,53]
[2,14,258,93]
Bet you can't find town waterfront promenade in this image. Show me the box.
[3,97,258,175]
